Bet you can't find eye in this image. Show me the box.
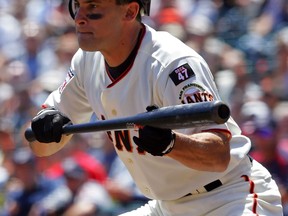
[91,3,97,8]
[88,3,98,10]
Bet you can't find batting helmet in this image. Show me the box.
[68,0,151,19]
[138,0,151,16]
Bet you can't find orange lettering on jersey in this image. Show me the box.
[101,115,149,155]
[136,146,146,155]
[106,131,113,142]
[185,96,195,103]
[114,130,133,152]
[113,130,146,154]
[194,92,202,102]
[181,92,214,104]
[100,115,114,143]
[179,83,214,104]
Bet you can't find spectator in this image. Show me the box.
[105,156,150,215]
[215,0,252,48]
[0,9,23,60]
[56,157,114,216]
[2,147,70,216]
[153,1,187,41]
[237,14,278,82]
[43,133,108,183]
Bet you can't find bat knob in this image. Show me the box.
[25,128,36,142]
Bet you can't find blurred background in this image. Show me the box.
[0,0,288,215]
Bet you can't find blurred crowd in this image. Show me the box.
[0,0,288,215]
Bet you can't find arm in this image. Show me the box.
[168,130,231,172]
[29,134,72,157]
[29,108,72,157]
[133,124,231,172]
[161,57,231,171]
[132,105,231,172]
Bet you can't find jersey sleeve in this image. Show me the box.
[43,49,94,124]
[157,55,240,135]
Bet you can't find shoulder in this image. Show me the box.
[71,49,103,67]
[142,24,203,66]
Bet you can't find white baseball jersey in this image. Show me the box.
[44,24,282,215]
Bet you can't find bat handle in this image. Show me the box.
[24,128,36,142]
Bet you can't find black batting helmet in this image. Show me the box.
[138,0,151,16]
[68,0,151,19]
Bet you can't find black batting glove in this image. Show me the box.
[31,107,71,143]
[133,106,176,156]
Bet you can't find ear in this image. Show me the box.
[124,2,139,20]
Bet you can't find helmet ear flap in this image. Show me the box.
[139,0,151,16]
[142,0,151,16]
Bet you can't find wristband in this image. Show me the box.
[162,131,176,155]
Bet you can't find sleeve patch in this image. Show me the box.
[169,63,195,86]
[59,68,75,94]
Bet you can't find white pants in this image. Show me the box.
[120,157,283,216]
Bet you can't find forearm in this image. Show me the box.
[29,134,72,157]
[167,131,231,172]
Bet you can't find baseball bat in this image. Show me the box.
[25,100,230,142]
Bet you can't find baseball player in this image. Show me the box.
[28,0,283,215]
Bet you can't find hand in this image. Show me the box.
[31,108,71,143]
[133,105,176,156]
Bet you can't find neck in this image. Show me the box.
[103,23,143,67]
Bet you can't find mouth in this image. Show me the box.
[77,31,93,34]
[77,31,94,38]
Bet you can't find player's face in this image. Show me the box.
[72,0,128,52]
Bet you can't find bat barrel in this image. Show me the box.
[147,100,230,129]
[213,101,230,123]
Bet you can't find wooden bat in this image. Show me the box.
[25,100,230,143]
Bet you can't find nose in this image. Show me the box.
[74,8,88,26]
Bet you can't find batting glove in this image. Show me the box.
[133,106,176,156]
[31,107,71,143]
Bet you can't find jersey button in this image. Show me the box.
[144,187,150,194]
[127,158,133,164]
[111,109,117,116]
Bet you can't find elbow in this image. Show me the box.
[198,151,230,172]
[213,138,231,172]
[214,153,230,172]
